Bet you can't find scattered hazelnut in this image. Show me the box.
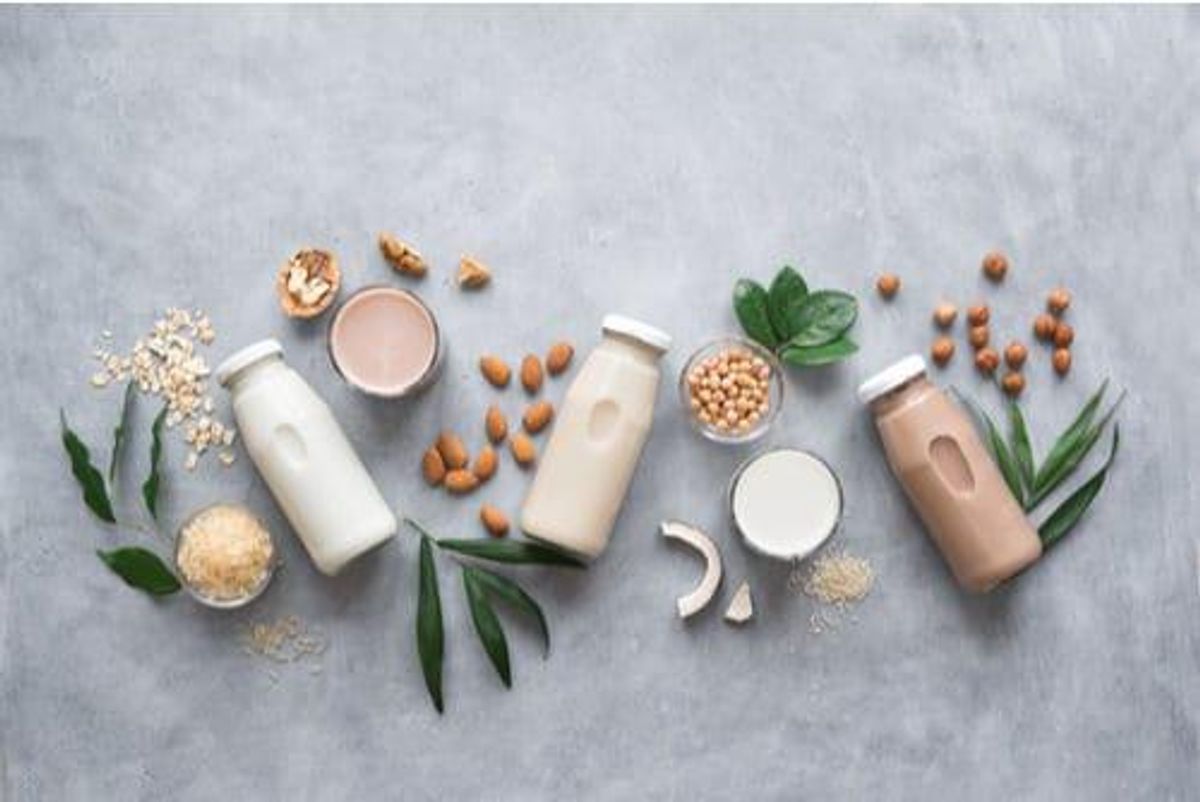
[1004,341,1028,369]
[968,325,990,350]
[1033,314,1058,342]
[1047,288,1071,315]
[1052,348,1072,376]
[966,304,990,326]
[974,348,1000,375]
[933,303,958,329]
[1001,371,1026,397]
[931,337,955,366]
[876,273,901,299]
[1053,323,1074,348]
[981,251,1009,282]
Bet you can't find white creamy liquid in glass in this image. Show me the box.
[731,449,842,559]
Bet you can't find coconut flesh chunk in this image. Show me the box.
[660,520,723,618]
[724,580,753,624]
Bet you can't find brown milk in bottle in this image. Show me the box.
[858,355,1042,591]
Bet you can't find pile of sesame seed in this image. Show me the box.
[90,307,236,470]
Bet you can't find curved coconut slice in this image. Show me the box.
[724,580,753,624]
[660,520,723,618]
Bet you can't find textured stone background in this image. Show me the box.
[2,7,1198,800]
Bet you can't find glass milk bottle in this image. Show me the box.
[858,355,1042,591]
[216,339,397,575]
[521,315,671,560]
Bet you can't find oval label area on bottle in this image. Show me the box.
[272,423,309,469]
[587,399,621,442]
[929,435,975,494]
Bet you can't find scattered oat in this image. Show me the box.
[240,616,328,665]
[802,550,875,606]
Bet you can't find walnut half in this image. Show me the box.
[276,248,340,319]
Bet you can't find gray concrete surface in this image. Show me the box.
[2,7,1198,800]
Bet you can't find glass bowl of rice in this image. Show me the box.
[175,503,278,609]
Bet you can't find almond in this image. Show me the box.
[444,469,479,495]
[480,505,509,538]
[485,405,508,444]
[421,446,446,486]
[510,433,537,467]
[473,445,498,482]
[458,256,491,289]
[435,431,469,470]
[479,355,511,388]
[523,401,554,434]
[545,341,574,376]
[520,354,543,394]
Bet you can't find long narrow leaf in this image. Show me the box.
[97,547,180,595]
[416,534,444,713]
[60,411,115,523]
[1008,402,1036,494]
[964,399,1024,505]
[1029,395,1123,509]
[109,381,136,484]
[463,567,512,688]
[1033,380,1108,489]
[1038,426,1120,550]
[141,405,167,521]
[468,567,551,657]
[436,538,587,569]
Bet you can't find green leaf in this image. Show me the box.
[416,534,444,713]
[1038,425,1120,550]
[435,538,587,569]
[1028,392,1123,509]
[96,547,181,595]
[462,567,512,688]
[141,405,167,521]
[1008,402,1036,493]
[766,265,809,340]
[109,381,136,484]
[786,290,858,347]
[964,398,1025,506]
[779,335,858,367]
[466,567,551,657]
[60,410,115,523]
[732,279,779,348]
[1033,380,1108,489]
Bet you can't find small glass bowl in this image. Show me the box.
[678,337,784,444]
[175,503,279,610]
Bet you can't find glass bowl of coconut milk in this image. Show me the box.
[727,448,843,561]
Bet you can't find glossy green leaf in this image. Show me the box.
[1029,393,1123,509]
[766,265,809,340]
[965,399,1025,506]
[1008,402,1036,494]
[109,381,135,484]
[60,410,115,523]
[467,567,550,657]
[463,567,511,688]
[785,290,858,347]
[416,534,444,713]
[780,335,858,367]
[1039,426,1120,550]
[732,279,779,348]
[1033,380,1108,488]
[96,547,181,595]
[435,538,587,569]
[141,405,167,521]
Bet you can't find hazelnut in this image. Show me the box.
[975,348,1000,375]
[931,337,955,366]
[1033,314,1058,342]
[966,304,990,327]
[1052,348,1072,376]
[1053,323,1074,348]
[981,251,1008,282]
[876,273,901,299]
[1047,288,1071,315]
[933,303,958,329]
[1001,371,1026,397]
[968,325,990,350]
[1004,341,1028,369]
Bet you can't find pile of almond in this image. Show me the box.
[421,340,575,537]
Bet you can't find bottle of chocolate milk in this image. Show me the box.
[858,355,1042,591]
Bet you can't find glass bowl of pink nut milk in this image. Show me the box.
[327,286,442,398]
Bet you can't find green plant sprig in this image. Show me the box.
[733,265,859,367]
[406,518,577,714]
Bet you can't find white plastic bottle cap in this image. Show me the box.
[215,339,284,387]
[602,315,672,353]
[856,354,927,405]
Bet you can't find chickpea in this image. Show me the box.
[1033,313,1058,342]
[966,304,990,326]
[1053,323,1074,348]
[876,273,901,299]
[931,337,955,366]
[968,325,990,350]
[933,303,958,329]
[1047,288,1071,315]
[981,251,1009,282]
[975,348,1000,375]
[1004,341,1028,369]
[688,345,774,437]
[1001,371,1026,397]
[1052,348,1072,376]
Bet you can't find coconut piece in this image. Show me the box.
[660,520,723,618]
[724,580,753,624]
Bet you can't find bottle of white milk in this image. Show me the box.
[521,315,671,559]
[215,339,397,575]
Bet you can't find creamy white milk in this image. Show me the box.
[730,449,842,560]
[216,340,397,575]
